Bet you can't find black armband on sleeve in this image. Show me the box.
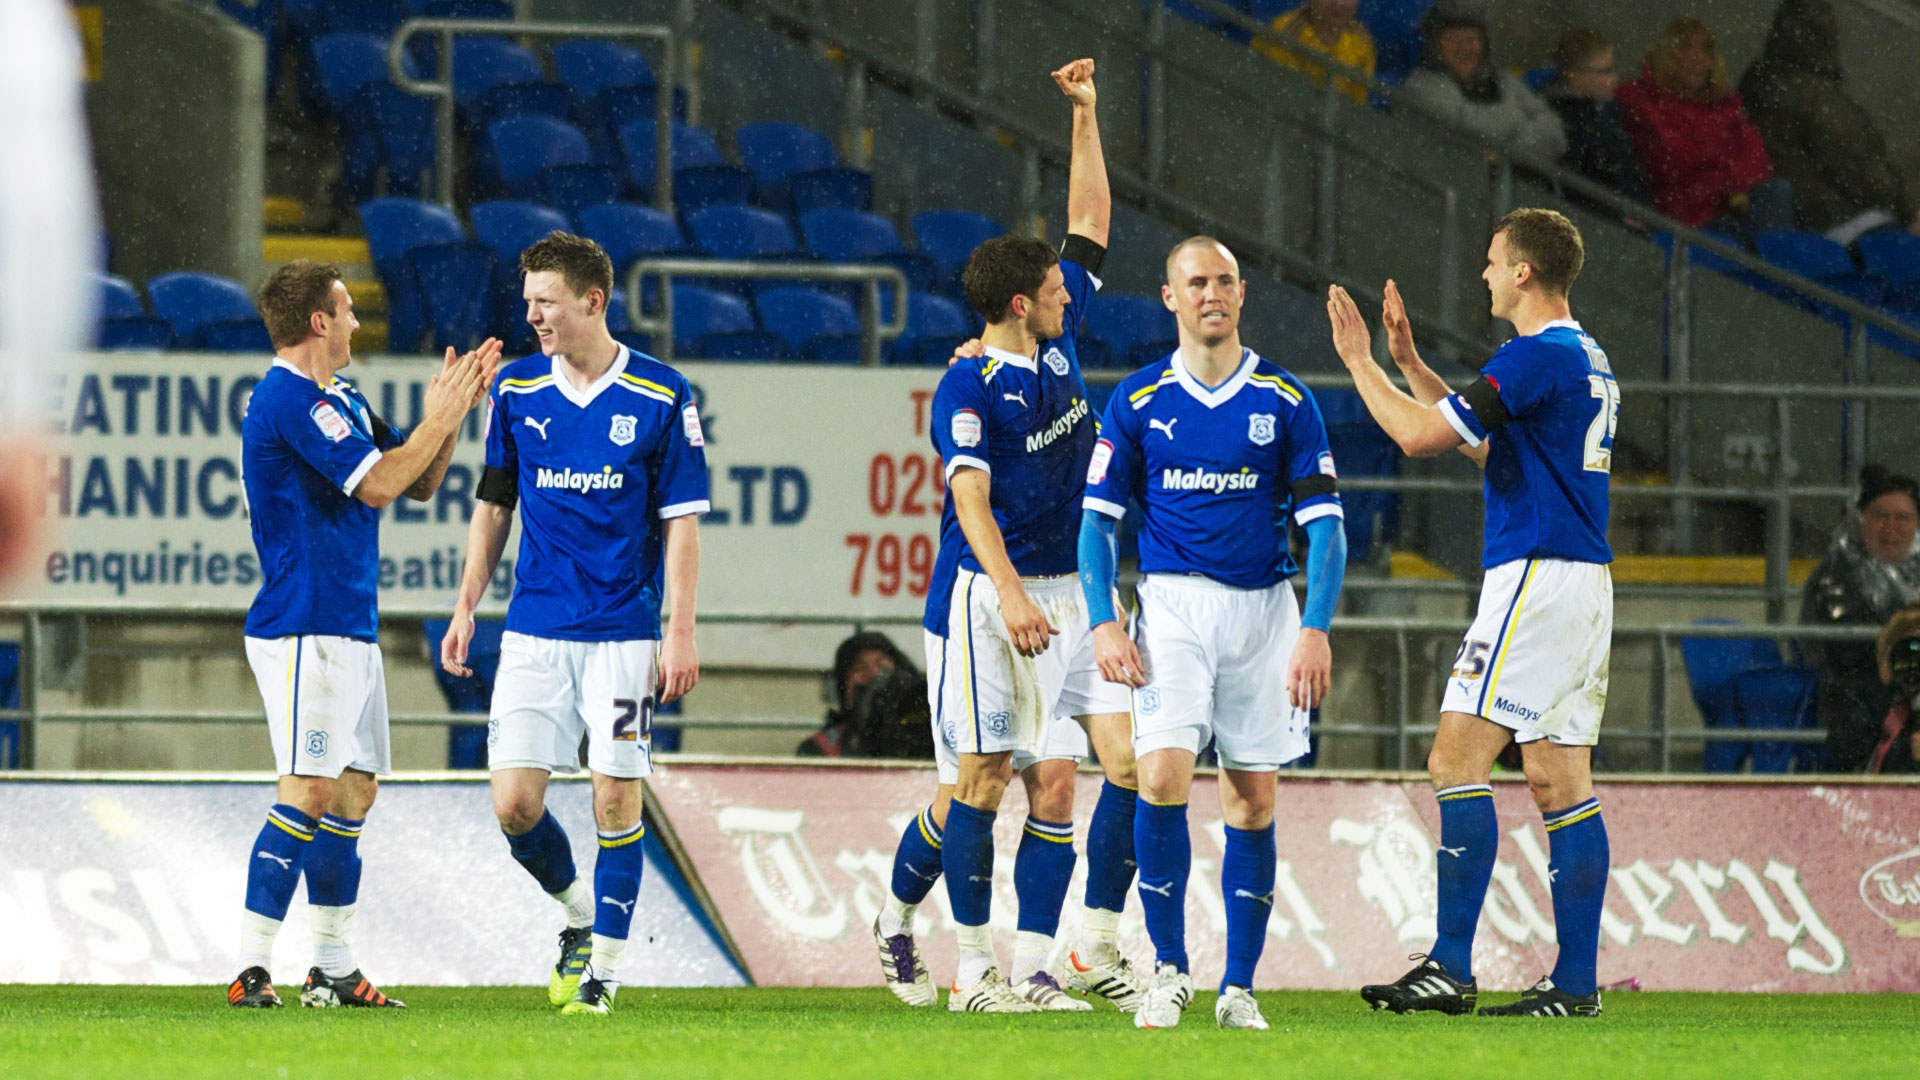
[1060,234,1107,276]
[369,412,396,448]
[1291,474,1339,501]
[1460,376,1514,433]
[476,465,518,510]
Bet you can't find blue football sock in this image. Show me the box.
[888,805,944,905]
[1220,822,1276,991]
[504,809,577,895]
[1429,783,1498,981]
[941,800,996,928]
[592,822,647,941]
[1082,781,1137,913]
[304,814,365,908]
[1544,798,1609,997]
[1013,816,1076,937]
[1134,798,1190,973]
[244,804,316,920]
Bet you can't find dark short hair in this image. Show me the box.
[1493,208,1584,295]
[962,236,1058,324]
[1553,27,1611,74]
[1859,464,1920,513]
[519,231,615,303]
[257,260,343,349]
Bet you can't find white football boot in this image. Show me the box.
[948,965,1040,1013]
[1215,985,1269,1030]
[1132,962,1193,1029]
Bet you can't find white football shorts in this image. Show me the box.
[1129,574,1310,771]
[245,635,392,779]
[487,632,658,779]
[1440,557,1613,746]
[924,569,1129,783]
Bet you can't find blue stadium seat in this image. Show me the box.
[316,0,407,40]
[1858,230,1920,309]
[359,198,467,353]
[579,203,687,273]
[96,274,173,350]
[606,287,633,332]
[616,120,725,201]
[1754,230,1882,320]
[147,271,263,348]
[1728,665,1821,774]
[888,291,974,365]
[800,209,937,299]
[1359,0,1435,83]
[452,37,545,110]
[485,115,594,201]
[685,206,803,261]
[541,163,623,221]
[1167,0,1255,44]
[694,330,789,361]
[407,241,498,352]
[411,0,512,17]
[670,284,755,353]
[1679,621,1785,773]
[354,83,437,199]
[470,201,569,348]
[308,34,393,122]
[551,40,655,106]
[912,210,1005,291]
[471,81,574,131]
[96,273,143,320]
[673,164,756,214]
[197,319,277,353]
[1074,336,1114,369]
[1083,292,1177,366]
[787,168,875,213]
[735,121,841,206]
[756,286,860,360]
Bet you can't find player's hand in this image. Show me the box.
[440,610,476,678]
[1092,620,1147,688]
[424,349,489,426]
[1051,58,1096,108]
[1381,279,1421,371]
[658,628,699,703]
[999,586,1059,657]
[948,338,984,367]
[1286,627,1331,711]
[1325,285,1376,370]
[452,337,505,406]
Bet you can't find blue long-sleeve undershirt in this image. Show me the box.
[1076,510,1347,631]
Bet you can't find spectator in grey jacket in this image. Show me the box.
[1396,6,1566,161]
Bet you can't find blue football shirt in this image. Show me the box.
[1084,349,1342,588]
[922,256,1101,635]
[243,359,407,642]
[485,346,712,641]
[1437,320,1617,568]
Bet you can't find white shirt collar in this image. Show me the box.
[550,343,630,408]
[1533,318,1583,335]
[983,343,1038,371]
[1171,347,1257,409]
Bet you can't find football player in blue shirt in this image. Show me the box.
[231,260,498,1008]
[875,59,1148,1016]
[441,232,710,1017]
[1327,208,1616,1019]
[1080,237,1349,1030]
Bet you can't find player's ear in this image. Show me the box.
[1007,293,1029,322]
[1160,283,1176,312]
[586,287,605,317]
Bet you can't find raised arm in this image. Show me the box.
[357,340,501,508]
[1381,281,1489,467]
[1053,58,1109,248]
[1326,285,1467,459]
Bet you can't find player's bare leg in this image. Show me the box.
[943,751,1036,1012]
[298,770,402,1008]
[493,767,597,1005]
[876,783,952,1006]
[1363,712,1507,1015]
[560,772,646,1016]
[1007,758,1090,1010]
[1213,768,1277,1029]
[1131,747,1197,1029]
[1065,711,1147,1011]
[1479,741,1606,1017]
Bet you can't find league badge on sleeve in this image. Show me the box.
[609,414,637,446]
[1318,451,1338,478]
[1043,347,1070,376]
[310,402,352,443]
[681,404,705,447]
[951,408,982,448]
[1087,437,1114,485]
[1248,413,1276,446]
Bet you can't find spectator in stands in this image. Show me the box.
[1740,0,1920,247]
[1539,28,1651,207]
[1253,0,1376,105]
[1617,17,1793,237]
[1800,465,1920,770]
[1871,606,1920,773]
[1395,5,1566,162]
[796,631,912,757]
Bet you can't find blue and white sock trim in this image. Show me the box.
[266,807,317,841]
[598,822,646,848]
[1435,783,1494,803]
[1543,798,1602,832]
[1022,816,1075,845]
[916,807,944,849]
[317,814,364,839]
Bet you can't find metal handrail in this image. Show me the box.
[625,258,909,367]
[387,18,677,212]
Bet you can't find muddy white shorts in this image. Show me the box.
[1440,557,1612,746]
[487,631,658,779]
[1129,574,1310,771]
[246,635,392,779]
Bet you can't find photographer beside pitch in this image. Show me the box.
[1328,208,1618,1018]
[230,261,499,1008]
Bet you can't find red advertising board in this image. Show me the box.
[647,763,1920,993]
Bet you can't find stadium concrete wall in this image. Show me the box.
[0,775,746,987]
[648,762,1920,993]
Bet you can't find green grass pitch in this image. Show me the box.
[2,987,1915,1079]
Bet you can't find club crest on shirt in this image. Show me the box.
[310,402,351,443]
[1043,347,1070,376]
[304,731,329,759]
[609,414,637,446]
[1248,413,1276,446]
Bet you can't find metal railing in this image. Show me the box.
[0,601,1884,774]
[625,258,908,367]
[388,17,680,211]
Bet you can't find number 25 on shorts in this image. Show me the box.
[1451,640,1491,681]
